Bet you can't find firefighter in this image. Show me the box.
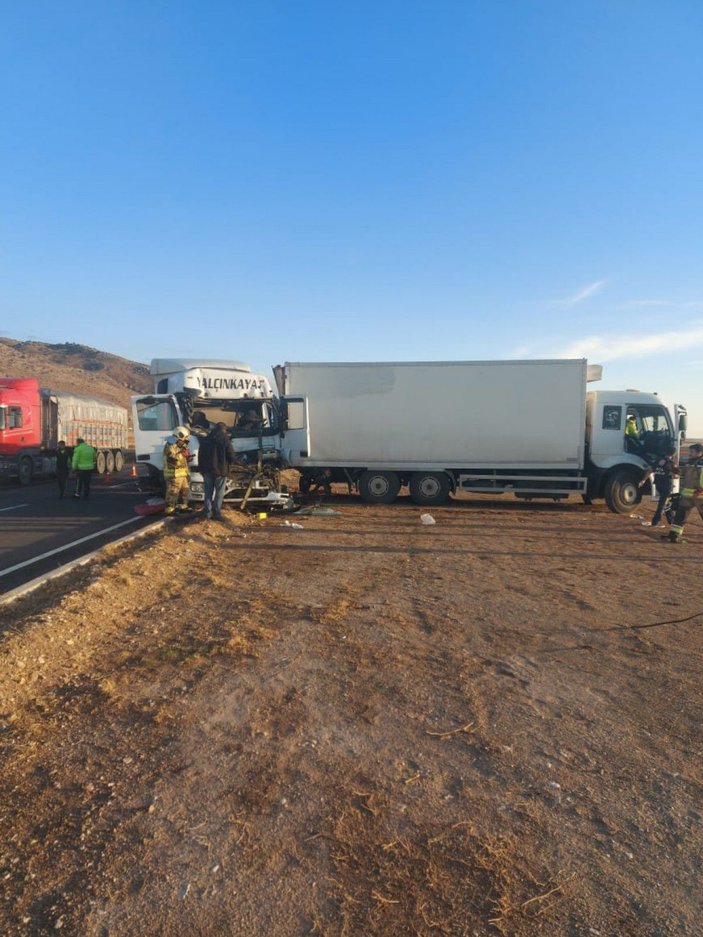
[163,425,193,516]
[666,443,703,543]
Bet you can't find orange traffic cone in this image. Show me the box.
[104,472,113,484]
[130,465,137,478]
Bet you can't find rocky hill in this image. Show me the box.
[0,338,152,408]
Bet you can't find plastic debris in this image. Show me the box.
[629,514,644,519]
[281,520,304,529]
[420,514,436,525]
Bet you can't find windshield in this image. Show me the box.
[0,408,5,430]
[186,400,280,436]
[631,405,673,435]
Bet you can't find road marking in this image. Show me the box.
[0,517,145,578]
[0,504,29,513]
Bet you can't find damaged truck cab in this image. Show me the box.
[131,359,291,509]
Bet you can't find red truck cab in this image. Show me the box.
[0,378,42,457]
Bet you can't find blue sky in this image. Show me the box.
[2,1,702,431]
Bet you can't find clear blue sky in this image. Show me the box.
[2,1,702,431]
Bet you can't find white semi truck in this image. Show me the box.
[131,359,292,509]
[273,358,687,513]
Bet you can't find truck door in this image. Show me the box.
[132,395,184,471]
[280,396,310,464]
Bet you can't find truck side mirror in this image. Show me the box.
[679,414,688,432]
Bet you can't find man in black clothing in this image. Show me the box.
[198,422,236,520]
[639,448,679,527]
[55,440,71,499]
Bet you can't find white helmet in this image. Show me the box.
[173,425,190,440]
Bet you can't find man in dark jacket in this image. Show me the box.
[198,422,236,520]
[639,447,679,527]
[55,440,72,498]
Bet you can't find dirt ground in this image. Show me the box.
[1,489,702,937]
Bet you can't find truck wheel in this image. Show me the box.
[96,451,107,474]
[114,450,125,472]
[604,469,641,514]
[409,472,451,506]
[106,451,115,473]
[18,457,33,486]
[358,470,400,504]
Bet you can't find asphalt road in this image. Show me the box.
[0,470,160,596]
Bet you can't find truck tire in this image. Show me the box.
[96,451,107,474]
[358,470,400,504]
[114,450,125,472]
[105,451,115,473]
[409,472,451,506]
[18,457,33,486]
[604,469,641,514]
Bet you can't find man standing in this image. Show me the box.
[639,448,679,528]
[71,437,96,500]
[56,439,71,499]
[163,426,193,516]
[198,421,236,520]
[666,443,703,543]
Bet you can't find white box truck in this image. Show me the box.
[274,359,687,513]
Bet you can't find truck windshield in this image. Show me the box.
[189,400,280,436]
[629,405,674,453]
[631,405,673,435]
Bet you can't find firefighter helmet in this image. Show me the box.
[173,426,190,441]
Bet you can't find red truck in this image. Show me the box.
[0,377,129,485]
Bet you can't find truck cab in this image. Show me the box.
[585,389,682,511]
[132,359,290,508]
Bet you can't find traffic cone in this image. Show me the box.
[130,465,137,478]
[104,472,113,484]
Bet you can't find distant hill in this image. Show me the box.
[0,339,152,408]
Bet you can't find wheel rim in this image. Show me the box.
[367,475,390,497]
[621,480,638,506]
[419,477,441,498]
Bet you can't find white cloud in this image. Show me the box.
[553,280,607,306]
[557,324,703,361]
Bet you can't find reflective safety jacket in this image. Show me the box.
[71,442,96,471]
[679,458,703,503]
[625,419,639,439]
[163,440,191,479]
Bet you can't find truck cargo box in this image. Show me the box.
[276,359,588,470]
